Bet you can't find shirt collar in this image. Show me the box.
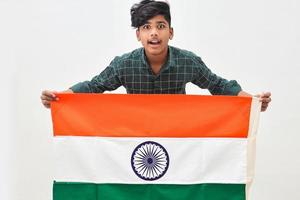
[141,46,176,68]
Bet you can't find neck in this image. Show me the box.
[145,47,169,66]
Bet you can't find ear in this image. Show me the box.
[136,29,141,41]
[169,27,174,40]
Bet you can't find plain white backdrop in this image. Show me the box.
[1,0,300,199]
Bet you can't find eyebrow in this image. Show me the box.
[145,20,167,25]
[155,21,167,24]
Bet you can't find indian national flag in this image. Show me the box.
[50,94,261,200]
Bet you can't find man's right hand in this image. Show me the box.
[40,90,58,108]
[41,89,73,109]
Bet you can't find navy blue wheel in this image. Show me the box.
[131,141,169,181]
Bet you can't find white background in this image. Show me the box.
[1,0,299,199]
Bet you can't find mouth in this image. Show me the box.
[147,39,162,46]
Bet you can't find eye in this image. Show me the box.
[157,23,166,29]
[142,24,151,30]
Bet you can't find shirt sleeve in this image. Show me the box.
[70,57,122,93]
[191,56,242,96]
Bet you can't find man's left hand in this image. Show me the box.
[255,92,272,112]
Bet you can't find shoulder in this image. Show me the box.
[169,46,204,66]
[112,48,143,64]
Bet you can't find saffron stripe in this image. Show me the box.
[51,94,252,138]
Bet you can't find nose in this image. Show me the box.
[150,27,158,37]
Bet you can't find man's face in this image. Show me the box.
[136,15,173,56]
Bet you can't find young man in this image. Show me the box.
[41,0,271,111]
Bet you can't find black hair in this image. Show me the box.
[130,0,171,29]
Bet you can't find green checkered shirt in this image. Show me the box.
[70,46,241,95]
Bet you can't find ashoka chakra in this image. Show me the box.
[131,141,169,181]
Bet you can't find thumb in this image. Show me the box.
[254,93,261,98]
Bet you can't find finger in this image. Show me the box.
[42,90,56,98]
[256,92,272,100]
[42,100,51,108]
[261,103,269,108]
[263,92,271,97]
[261,101,269,106]
[254,94,261,98]
[260,92,271,99]
[261,97,272,103]
[261,104,268,111]
[261,106,268,112]
[262,104,268,108]
[258,96,271,103]
[40,95,55,101]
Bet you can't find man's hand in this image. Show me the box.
[238,91,272,112]
[255,92,272,112]
[40,89,73,109]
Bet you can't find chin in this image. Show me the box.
[146,46,167,56]
[148,49,163,55]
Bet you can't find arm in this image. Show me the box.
[191,56,242,95]
[237,90,252,97]
[190,56,271,112]
[41,57,122,109]
[70,57,122,93]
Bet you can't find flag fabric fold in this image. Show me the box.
[50,94,261,200]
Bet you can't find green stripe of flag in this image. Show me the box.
[53,182,245,200]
